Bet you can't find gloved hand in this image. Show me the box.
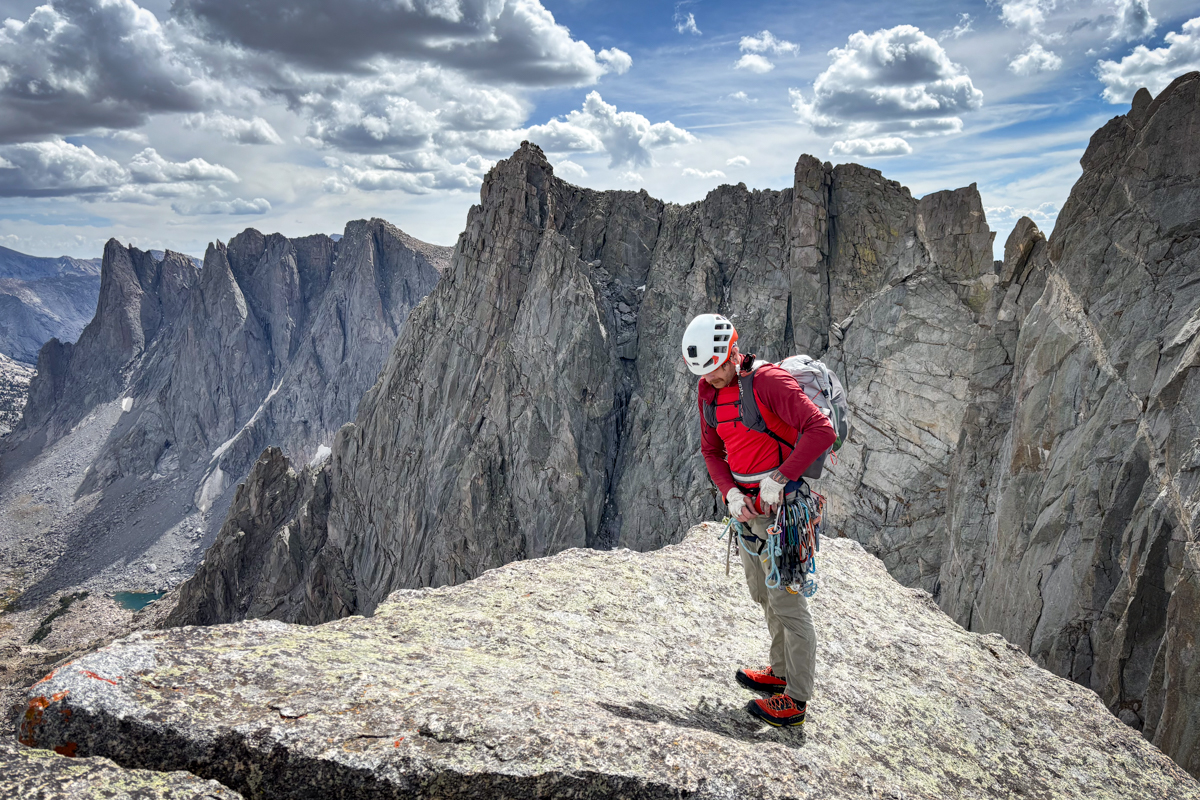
[726,487,757,522]
[758,472,787,509]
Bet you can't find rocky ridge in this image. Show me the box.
[27,525,1200,799]
[0,220,446,606]
[168,140,1003,628]
[0,246,102,366]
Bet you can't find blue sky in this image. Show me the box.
[0,0,1197,261]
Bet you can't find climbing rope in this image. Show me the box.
[732,482,825,597]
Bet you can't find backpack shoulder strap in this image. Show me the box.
[699,380,718,429]
[738,370,763,431]
[740,368,794,449]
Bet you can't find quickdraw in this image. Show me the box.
[763,482,825,596]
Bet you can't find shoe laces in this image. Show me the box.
[764,694,802,712]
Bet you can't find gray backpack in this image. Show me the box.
[778,355,850,475]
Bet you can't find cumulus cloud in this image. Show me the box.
[322,177,349,194]
[329,151,492,194]
[303,91,442,152]
[830,137,913,157]
[740,31,798,55]
[1097,17,1200,102]
[1010,43,1064,74]
[676,11,701,36]
[184,112,283,144]
[597,48,633,75]
[995,0,1064,71]
[726,155,750,167]
[619,170,644,184]
[172,197,271,215]
[0,139,128,196]
[554,160,588,180]
[0,136,248,199]
[986,202,1060,228]
[789,25,982,153]
[1111,0,1157,41]
[727,91,755,102]
[735,54,775,73]
[174,0,612,87]
[127,148,239,184]
[999,0,1056,35]
[0,0,208,143]
[529,91,694,168]
[292,69,533,154]
[681,167,725,179]
[734,29,796,74]
[0,0,688,208]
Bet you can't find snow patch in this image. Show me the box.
[195,466,228,514]
[210,379,284,462]
[310,445,332,467]
[121,398,133,412]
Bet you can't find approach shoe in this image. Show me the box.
[735,666,787,694]
[747,693,806,727]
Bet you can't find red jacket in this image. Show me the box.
[699,360,836,498]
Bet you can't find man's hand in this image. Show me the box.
[726,488,758,523]
[758,471,788,511]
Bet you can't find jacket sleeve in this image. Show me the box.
[698,384,737,499]
[756,368,837,482]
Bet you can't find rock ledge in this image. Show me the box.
[21,525,1199,799]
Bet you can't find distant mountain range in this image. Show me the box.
[2,221,447,606]
[0,246,199,364]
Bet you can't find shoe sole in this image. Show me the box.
[735,671,787,694]
[746,700,806,727]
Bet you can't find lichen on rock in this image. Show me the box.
[25,526,1199,799]
[1,738,241,799]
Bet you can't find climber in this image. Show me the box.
[683,313,836,728]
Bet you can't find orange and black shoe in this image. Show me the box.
[735,666,787,694]
[747,694,807,727]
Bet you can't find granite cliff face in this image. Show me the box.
[169,140,1004,628]
[1,220,446,601]
[30,527,1200,799]
[936,72,1200,775]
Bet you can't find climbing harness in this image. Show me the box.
[737,481,825,597]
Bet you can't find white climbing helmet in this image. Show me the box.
[681,313,738,375]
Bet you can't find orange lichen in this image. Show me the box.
[18,696,50,746]
[31,670,56,687]
[79,669,120,685]
[53,741,78,757]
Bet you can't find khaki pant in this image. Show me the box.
[739,514,817,703]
